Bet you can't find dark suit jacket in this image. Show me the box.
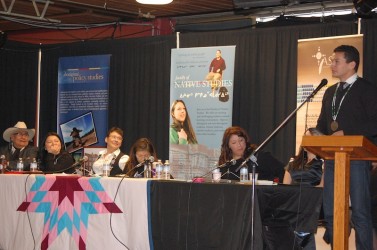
[316,77,377,144]
[0,144,38,171]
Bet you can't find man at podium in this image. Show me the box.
[316,45,377,249]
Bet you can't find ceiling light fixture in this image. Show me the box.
[136,0,173,4]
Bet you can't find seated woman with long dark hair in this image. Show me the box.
[218,126,285,182]
[169,100,198,145]
[123,138,158,177]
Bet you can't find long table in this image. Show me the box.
[0,174,322,250]
[150,181,322,250]
[0,174,150,250]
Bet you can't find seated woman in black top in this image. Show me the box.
[39,132,75,173]
[283,147,323,187]
[282,130,324,250]
[218,126,285,182]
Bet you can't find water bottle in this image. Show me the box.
[155,160,163,179]
[163,160,170,180]
[30,158,38,172]
[0,155,6,174]
[240,166,248,182]
[17,158,24,172]
[102,163,110,176]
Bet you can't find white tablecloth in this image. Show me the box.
[0,174,151,250]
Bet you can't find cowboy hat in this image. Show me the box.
[3,121,35,142]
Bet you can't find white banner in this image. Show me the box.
[169,46,236,180]
[0,175,150,250]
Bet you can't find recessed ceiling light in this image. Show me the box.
[136,0,173,4]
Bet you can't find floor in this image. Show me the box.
[314,226,356,250]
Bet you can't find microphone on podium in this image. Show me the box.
[308,79,327,99]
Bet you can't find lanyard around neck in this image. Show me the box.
[331,80,355,121]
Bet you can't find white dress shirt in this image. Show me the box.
[92,148,129,175]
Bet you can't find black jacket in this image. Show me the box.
[0,144,38,171]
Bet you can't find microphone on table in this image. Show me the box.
[75,155,92,175]
[236,154,258,172]
[71,155,89,168]
[123,156,155,177]
[191,159,237,183]
[43,155,88,174]
[218,158,237,169]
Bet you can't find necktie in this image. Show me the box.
[339,81,349,89]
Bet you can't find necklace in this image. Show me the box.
[331,79,355,131]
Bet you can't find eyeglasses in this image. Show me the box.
[14,132,29,137]
[109,135,123,141]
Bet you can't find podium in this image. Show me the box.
[301,135,377,249]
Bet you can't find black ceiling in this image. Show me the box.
[0,0,360,33]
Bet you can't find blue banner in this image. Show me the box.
[57,55,111,153]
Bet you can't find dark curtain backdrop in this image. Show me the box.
[1,18,376,165]
[362,18,377,84]
[0,42,39,142]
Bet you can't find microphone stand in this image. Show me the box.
[43,161,85,174]
[137,162,153,178]
[191,160,236,182]
[220,168,239,181]
[77,166,92,176]
[137,164,148,178]
[192,165,217,182]
[242,81,326,250]
[123,164,141,178]
[122,158,153,177]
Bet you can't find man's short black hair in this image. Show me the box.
[334,45,360,72]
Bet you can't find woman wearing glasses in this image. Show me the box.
[92,127,129,176]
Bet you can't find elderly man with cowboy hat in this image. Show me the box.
[0,121,38,171]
